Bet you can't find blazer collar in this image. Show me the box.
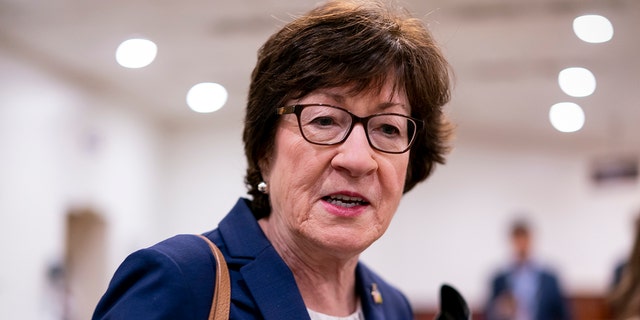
[356,263,386,319]
[241,248,310,320]
[218,198,271,258]
[218,198,310,320]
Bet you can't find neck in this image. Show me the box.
[295,264,359,316]
[258,217,360,316]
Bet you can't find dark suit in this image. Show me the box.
[612,261,626,288]
[485,264,571,320]
[93,198,413,319]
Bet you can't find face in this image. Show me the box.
[261,79,411,259]
[512,232,531,262]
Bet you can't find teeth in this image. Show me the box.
[330,195,363,202]
[327,195,366,208]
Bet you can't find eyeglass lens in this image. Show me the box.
[298,105,416,153]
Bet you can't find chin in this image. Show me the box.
[320,230,379,255]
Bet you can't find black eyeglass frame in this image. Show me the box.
[276,103,424,154]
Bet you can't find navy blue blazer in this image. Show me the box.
[93,198,413,319]
[485,265,571,320]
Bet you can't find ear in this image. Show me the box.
[258,155,272,182]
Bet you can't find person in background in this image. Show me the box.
[485,219,572,320]
[93,0,454,318]
[609,211,640,319]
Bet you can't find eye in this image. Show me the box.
[310,116,336,127]
[379,123,401,136]
[370,115,406,138]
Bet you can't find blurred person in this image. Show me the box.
[92,0,455,319]
[609,212,640,319]
[485,219,572,320]
[612,260,626,290]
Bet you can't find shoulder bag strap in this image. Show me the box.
[196,234,231,320]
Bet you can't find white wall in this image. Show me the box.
[1,51,639,318]
[1,54,77,320]
[0,53,162,320]
[157,115,246,239]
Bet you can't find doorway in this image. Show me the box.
[65,208,106,320]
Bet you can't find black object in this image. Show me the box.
[435,284,471,320]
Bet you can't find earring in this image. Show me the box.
[257,181,268,194]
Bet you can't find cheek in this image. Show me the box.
[382,154,410,195]
[383,157,409,215]
[273,135,318,183]
[372,155,409,224]
[268,128,327,209]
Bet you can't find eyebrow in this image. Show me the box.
[378,101,407,112]
[313,91,408,112]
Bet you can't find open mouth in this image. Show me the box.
[323,194,369,208]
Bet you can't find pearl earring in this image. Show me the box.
[257,181,268,193]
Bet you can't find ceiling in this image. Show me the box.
[1,0,639,152]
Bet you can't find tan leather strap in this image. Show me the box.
[196,234,230,320]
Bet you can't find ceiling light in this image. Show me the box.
[186,82,228,113]
[549,102,585,133]
[558,67,596,97]
[573,15,614,43]
[115,38,158,69]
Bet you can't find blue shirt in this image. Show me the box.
[510,263,540,320]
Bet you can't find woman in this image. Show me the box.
[93,0,452,318]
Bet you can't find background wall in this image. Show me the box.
[0,53,163,319]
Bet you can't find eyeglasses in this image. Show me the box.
[276,104,423,154]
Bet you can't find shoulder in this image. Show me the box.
[489,268,509,285]
[535,264,561,280]
[122,234,218,288]
[93,235,216,319]
[150,234,218,264]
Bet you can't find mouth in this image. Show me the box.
[322,194,370,208]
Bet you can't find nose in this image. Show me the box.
[330,124,378,177]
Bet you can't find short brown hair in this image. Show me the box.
[243,0,453,218]
[510,220,531,238]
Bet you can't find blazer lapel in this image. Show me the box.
[218,199,309,319]
[241,247,310,320]
[357,264,385,320]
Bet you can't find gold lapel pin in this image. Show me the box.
[371,283,383,304]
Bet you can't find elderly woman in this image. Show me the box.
[93,0,452,319]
